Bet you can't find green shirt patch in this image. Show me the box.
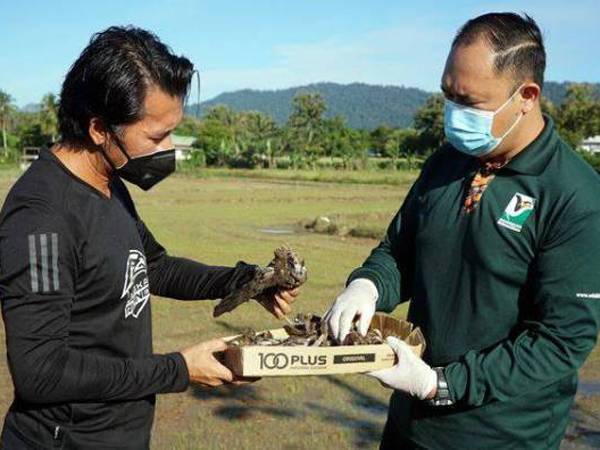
[497,192,536,232]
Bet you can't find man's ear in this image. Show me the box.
[520,83,541,114]
[89,117,109,146]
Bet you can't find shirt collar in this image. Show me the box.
[38,146,54,161]
[501,114,558,176]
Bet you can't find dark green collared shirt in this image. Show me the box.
[349,116,600,449]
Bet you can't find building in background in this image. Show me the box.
[20,146,40,170]
[172,134,196,161]
[581,135,600,154]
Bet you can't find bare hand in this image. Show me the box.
[180,338,234,387]
[258,287,300,319]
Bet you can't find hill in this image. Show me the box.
[187,82,430,129]
[186,81,600,129]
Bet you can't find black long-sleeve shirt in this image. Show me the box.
[0,149,256,449]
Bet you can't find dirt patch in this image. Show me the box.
[301,213,390,240]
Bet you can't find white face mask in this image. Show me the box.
[444,85,524,157]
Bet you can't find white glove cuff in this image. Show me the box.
[347,278,379,303]
[416,366,438,400]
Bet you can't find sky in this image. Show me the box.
[1,0,598,107]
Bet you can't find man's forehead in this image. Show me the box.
[143,108,183,131]
[443,40,513,96]
[139,88,183,132]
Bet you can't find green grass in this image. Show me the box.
[0,168,598,449]
[178,166,421,186]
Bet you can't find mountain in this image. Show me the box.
[186,81,600,130]
[542,81,600,104]
[20,103,41,113]
[187,82,430,129]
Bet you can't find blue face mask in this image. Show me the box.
[444,86,523,157]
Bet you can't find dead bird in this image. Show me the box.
[213,246,308,318]
[228,313,386,347]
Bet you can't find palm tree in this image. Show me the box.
[287,93,327,167]
[40,93,59,142]
[204,105,244,155]
[245,111,278,167]
[288,93,326,146]
[0,89,14,150]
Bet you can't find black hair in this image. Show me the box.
[452,12,546,90]
[58,26,194,146]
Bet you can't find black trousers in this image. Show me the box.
[380,414,417,450]
[0,424,33,450]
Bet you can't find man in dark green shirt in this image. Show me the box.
[325,12,600,449]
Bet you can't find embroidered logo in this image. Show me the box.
[497,192,536,232]
[121,250,150,319]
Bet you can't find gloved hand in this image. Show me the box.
[324,278,378,343]
[367,336,437,400]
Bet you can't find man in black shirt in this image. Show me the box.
[0,27,298,449]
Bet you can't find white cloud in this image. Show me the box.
[197,3,600,101]
[199,23,452,100]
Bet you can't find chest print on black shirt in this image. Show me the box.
[121,249,150,319]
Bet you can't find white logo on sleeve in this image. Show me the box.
[576,293,600,299]
[121,250,150,319]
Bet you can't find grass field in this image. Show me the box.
[177,166,422,186]
[0,167,599,449]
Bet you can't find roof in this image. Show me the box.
[171,134,196,147]
[582,135,600,145]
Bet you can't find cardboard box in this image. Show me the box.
[223,314,426,377]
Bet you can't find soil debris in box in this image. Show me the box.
[227,313,409,348]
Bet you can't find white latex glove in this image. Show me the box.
[324,278,378,343]
[367,336,437,400]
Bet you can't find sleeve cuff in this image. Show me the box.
[443,361,468,403]
[167,352,190,393]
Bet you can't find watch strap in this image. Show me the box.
[426,367,454,407]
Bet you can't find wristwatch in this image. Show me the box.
[426,367,454,407]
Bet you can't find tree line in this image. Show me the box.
[0,83,599,171]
